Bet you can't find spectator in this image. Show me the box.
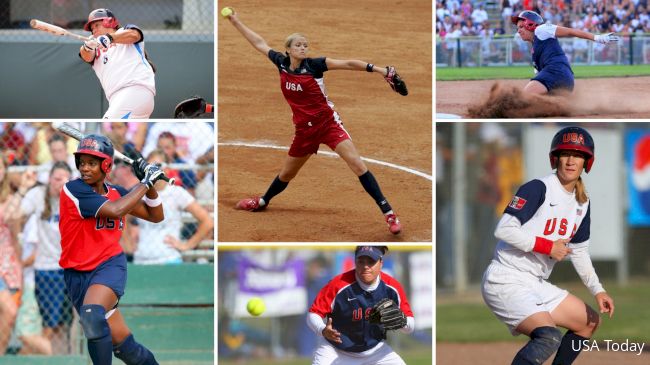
[141,122,214,164]
[156,131,197,191]
[29,123,79,166]
[102,122,148,151]
[132,150,213,265]
[0,154,22,356]
[15,215,52,355]
[13,162,74,354]
[472,4,489,24]
[37,134,79,185]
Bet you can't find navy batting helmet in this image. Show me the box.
[84,8,119,31]
[511,10,544,32]
[549,126,595,173]
[74,134,114,174]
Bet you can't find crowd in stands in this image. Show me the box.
[437,0,650,39]
[0,122,214,356]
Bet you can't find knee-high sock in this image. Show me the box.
[358,171,392,214]
[261,175,289,205]
[551,331,588,365]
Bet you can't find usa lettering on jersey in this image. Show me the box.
[285,82,303,91]
[509,196,527,210]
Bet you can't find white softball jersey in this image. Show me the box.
[133,185,195,265]
[482,173,605,334]
[90,25,156,107]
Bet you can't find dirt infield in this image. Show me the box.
[438,342,650,364]
[218,0,432,241]
[436,77,650,118]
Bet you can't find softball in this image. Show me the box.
[246,297,265,316]
[220,7,234,18]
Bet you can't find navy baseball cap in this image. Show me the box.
[355,246,383,261]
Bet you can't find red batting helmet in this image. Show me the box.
[84,8,119,31]
[74,134,115,174]
[511,10,544,32]
[549,126,595,173]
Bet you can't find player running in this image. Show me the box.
[59,134,167,364]
[225,9,406,234]
[79,8,156,119]
[481,126,615,364]
[308,246,414,364]
[512,11,619,94]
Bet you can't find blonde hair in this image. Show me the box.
[575,176,588,204]
[284,33,307,50]
[0,156,10,203]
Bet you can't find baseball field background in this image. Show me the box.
[217,0,432,242]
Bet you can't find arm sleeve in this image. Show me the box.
[307,312,327,337]
[535,23,558,40]
[399,317,415,334]
[268,49,286,70]
[569,242,605,296]
[122,24,144,43]
[494,213,537,252]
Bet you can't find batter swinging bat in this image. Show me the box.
[53,122,175,185]
[30,19,90,42]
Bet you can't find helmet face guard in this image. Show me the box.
[511,10,543,32]
[74,134,115,174]
[84,8,119,31]
[549,127,595,173]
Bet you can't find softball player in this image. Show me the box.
[59,134,166,365]
[512,11,619,94]
[481,126,615,365]
[226,10,403,234]
[79,8,156,119]
[308,246,414,365]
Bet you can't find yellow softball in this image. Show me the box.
[221,7,234,18]
[246,297,265,316]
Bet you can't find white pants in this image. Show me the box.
[312,337,406,365]
[104,84,154,119]
[481,261,568,335]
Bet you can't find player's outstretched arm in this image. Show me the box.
[555,26,619,44]
[326,58,387,75]
[227,11,271,56]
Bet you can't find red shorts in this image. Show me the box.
[288,112,351,157]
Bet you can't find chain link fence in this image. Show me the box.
[0,0,213,42]
[0,121,214,357]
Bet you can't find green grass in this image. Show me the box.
[437,280,650,343]
[436,65,650,81]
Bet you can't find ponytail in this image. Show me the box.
[575,176,588,204]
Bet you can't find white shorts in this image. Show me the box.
[481,261,568,335]
[104,84,154,119]
[312,337,406,365]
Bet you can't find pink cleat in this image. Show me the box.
[385,213,401,235]
[235,197,266,211]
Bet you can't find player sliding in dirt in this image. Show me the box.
[224,8,406,235]
[513,10,619,94]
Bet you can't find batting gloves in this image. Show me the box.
[141,164,165,189]
[594,32,619,44]
[83,37,98,52]
[97,34,113,49]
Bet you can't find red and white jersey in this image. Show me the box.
[493,173,591,279]
[59,179,129,271]
[89,25,156,101]
[268,49,339,125]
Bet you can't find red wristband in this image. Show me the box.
[533,237,553,255]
